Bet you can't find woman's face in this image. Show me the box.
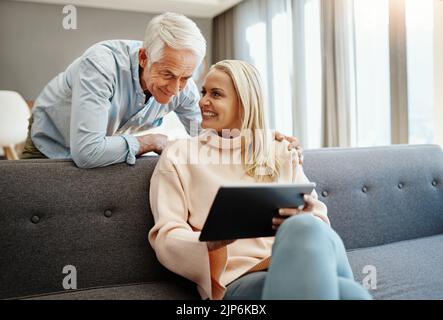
[199,69,242,135]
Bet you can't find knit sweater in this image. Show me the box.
[148,129,329,300]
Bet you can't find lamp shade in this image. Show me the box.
[0,90,31,146]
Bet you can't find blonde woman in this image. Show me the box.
[148,60,371,300]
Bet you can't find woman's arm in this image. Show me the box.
[148,145,229,299]
[148,147,212,297]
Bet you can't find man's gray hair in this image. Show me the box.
[143,12,206,67]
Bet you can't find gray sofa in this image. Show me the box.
[1,144,443,300]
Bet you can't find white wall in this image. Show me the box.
[0,0,212,100]
[0,0,211,156]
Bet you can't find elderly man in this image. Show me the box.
[22,12,302,168]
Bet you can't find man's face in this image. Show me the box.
[138,46,199,104]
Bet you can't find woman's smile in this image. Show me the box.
[199,69,242,133]
[202,109,218,120]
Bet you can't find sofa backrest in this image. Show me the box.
[303,144,443,250]
[0,157,179,299]
[1,144,442,299]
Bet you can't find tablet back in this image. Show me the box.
[199,183,316,241]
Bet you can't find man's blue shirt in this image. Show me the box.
[32,39,202,168]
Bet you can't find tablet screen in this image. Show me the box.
[199,183,316,241]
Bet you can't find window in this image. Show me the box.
[354,0,391,147]
[245,21,271,124]
[271,11,293,134]
[231,0,439,148]
[406,0,434,144]
[304,0,322,149]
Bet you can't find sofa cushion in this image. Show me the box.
[304,145,443,250]
[347,234,443,299]
[0,157,173,299]
[1,145,442,300]
[22,281,199,300]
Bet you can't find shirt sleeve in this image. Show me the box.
[173,80,202,136]
[70,50,140,168]
[291,150,330,225]
[148,145,218,299]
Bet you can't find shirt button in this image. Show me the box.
[432,180,438,187]
[139,102,143,107]
[104,210,112,218]
[398,183,403,189]
[362,186,368,193]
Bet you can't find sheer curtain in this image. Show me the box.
[212,0,356,148]
[233,0,294,134]
[213,0,306,141]
[214,0,308,143]
[320,0,356,147]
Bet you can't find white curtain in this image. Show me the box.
[320,0,356,147]
[213,0,357,148]
[233,0,294,134]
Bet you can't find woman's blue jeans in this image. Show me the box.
[224,214,372,300]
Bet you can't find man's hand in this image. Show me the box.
[272,194,316,231]
[136,134,168,156]
[207,239,236,251]
[274,131,304,165]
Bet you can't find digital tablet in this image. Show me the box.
[199,182,316,241]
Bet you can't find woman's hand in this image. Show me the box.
[272,194,316,231]
[274,131,304,165]
[207,239,236,251]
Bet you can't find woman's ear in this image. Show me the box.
[138,48,148,68]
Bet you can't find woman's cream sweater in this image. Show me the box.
[148,130,328,300]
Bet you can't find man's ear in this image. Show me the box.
[138,48,148,68]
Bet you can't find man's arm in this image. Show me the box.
[136,133,168,155]
[70,53,140,168]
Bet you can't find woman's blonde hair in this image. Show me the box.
[211,60,280,181]
[144,12,206,68]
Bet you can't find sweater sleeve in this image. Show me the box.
[148,146,223,299]
[291,150,330,225]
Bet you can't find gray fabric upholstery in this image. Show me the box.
[23,282,199,300]
[348,234,443,299]
[1,144,442,299]
[0,157,198,299]
[304,145,443,249]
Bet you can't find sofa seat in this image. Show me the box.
[348,234,443,299]
[22,281,199,300]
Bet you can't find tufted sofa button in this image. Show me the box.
[31,215,40,224]
[432,180,438,187]
[104,210,112,218]
[321,191,328,197]
[362,186,368,193]
[398,183,403,189]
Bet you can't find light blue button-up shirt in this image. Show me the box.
[31,39,202,168]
